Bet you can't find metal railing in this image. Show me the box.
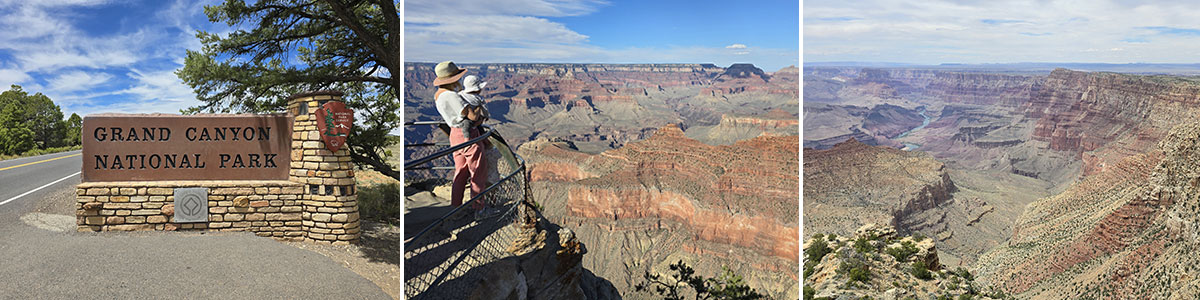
[403,121,531,299]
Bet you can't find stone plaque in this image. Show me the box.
[173,188,209,223]
[81,114,292,182]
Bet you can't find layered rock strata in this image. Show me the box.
[975,122,1200,298]
[519,124,799,299]
[803,139,954,237]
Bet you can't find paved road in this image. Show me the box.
[0,150,81,215]
[0,151,389,298]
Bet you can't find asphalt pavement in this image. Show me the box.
[0,151,390,298]
[0,150,82,216]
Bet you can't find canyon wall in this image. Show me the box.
[803,139,955,237]
[406,62,798,160]
[975,122,1200,298]
[519,124,799,299]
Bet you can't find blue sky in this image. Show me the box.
[404,0,800,71]
[0,0,223,116]
[806,0,1200,64]
[0,0,799,118]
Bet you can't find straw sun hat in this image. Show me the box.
[432,61,468,86]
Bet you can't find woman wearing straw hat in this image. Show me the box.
[433,61,491,210]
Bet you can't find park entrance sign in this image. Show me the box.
[82,114,292,182]
[75,91,362,244]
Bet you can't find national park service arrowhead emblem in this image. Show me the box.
[316,101,353,152]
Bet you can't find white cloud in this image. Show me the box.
[0,0,218,117]
[407,15,590,45]
[406,0,798,70]
[405,0,608,17]
[46,71,112,93]
[120,68,196,104]
[0,68,30,89]
[805,0,1200,63]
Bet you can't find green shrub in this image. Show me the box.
[803,284,816,300]
[885,240,919,262]
[954,267,974,281]
[635,261,765,299]
[357,183,402,222]
[911,261,932,280]
[806,237,832,263]
[912,232,927,242]
[957,294,973,300]
[853,236,874,254]
[839,258,871,284]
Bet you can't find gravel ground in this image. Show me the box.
[285,221,405,299]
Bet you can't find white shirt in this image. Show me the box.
[435,90,470,128]
[459,91,484,106]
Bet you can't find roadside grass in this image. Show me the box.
[355,167,402,224]
[357,182,403,224]
[0,145,81,161]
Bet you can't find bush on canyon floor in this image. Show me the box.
[635,260,765,300]
[911,261,933,280]
[885,240,919,262]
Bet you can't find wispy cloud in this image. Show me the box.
[811,16,860,22]
[46,71,112,93]
[406,0,798,70]
[0,0,221,116]
[981,19,1029,25]
[1140,26,1200,36]
[805,0,1200,64]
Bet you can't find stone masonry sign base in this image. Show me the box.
[75,91,361,244]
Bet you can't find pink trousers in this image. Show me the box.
[449,127,489,208]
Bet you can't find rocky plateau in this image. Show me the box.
[805,65,1200,298]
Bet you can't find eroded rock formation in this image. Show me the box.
[975,122,1200,298]
[804,139,955,236]
[519,124,799,299]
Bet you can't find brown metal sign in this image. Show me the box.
[315,101,353,152]
[81,114,292,182]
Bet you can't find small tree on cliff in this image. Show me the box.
[177,0,402,181]
[635,260,766,300]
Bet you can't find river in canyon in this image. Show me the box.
[898,107,931,151]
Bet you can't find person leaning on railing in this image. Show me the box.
[432,61,492,210]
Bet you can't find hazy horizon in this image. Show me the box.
[805,0,1200,65]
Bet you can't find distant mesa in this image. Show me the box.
[718,63,770,82]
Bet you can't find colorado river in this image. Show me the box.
[897,107,931,151]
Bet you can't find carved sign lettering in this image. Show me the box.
[81,114,292,182]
